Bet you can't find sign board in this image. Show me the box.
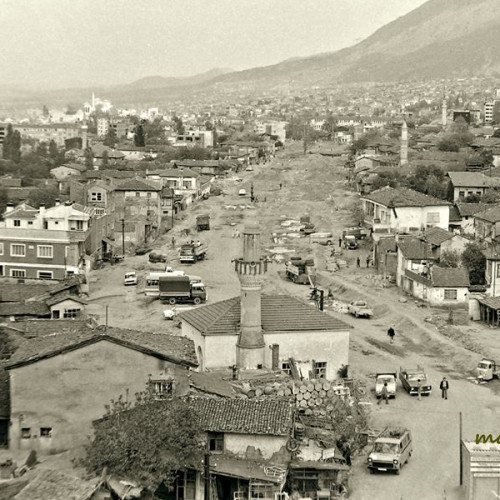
[322,448,336,460]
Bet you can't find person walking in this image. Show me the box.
[343,442,352,466]
[377,382,389,405]
[417,379,422,401]
[366,255,370,267]
[356,256,361,268]
[339,237,342,248]
[387,327,395,344]
[171,237,176,248]
[440,377,449,400]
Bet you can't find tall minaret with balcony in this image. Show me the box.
[400,121,408,166]
[234,222,267,369]
[442,98,447,127]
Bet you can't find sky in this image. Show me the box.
[1,0,429,90]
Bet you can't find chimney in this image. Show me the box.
[55,199,61,206]
[400,121,408,166]
[5,202,14,214]
[234,221,266,369]
[65,200,72,206]
[271,344,280,371]
[39,204,45,218]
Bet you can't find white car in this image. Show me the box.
[163,308,176,320]
[238,189,247,196]
[124,272,137,286]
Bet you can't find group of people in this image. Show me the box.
[356,255,372,268]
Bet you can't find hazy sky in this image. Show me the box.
[2,0,428,89]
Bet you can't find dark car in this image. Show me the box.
[135,247,152,256]
[149,252,167,263]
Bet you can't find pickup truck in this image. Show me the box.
[375,373,397,399]
[399,366,432,396]
[476,359,500,381]
[348,300,373,318]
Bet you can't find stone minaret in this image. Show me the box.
[442,98,447,127]
[81,123,88,150]
[234,222,267,369]
[400,121,408,166]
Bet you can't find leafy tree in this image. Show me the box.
[405,165,446,198]
[84,147,94,168]
[0,187,8,220]
[3,125,21,162]
[481,190,500,203]
[371,170,403,190]
[439,250,460,268]
[177,146,211,161]
[42,105,49,117]
[82,391,204,490]
[101,150,109,168]
[173,116,185,136]
[437,137,460,152]
[493,128,500,138]
[28,187,60,208]
[134,124,145,147]
[204,121,213,131]
[103,127,117,148]
[464,193,481,203]
[461,242,486,285]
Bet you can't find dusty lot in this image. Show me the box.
[87,143,500,500]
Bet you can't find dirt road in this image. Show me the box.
[88,143,500,500]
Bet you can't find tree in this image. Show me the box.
[439,250,460,268]
[461,242,486,285]
[28,187,60,208]
[3,125,21,162]
[103,127,117,148]
[493,128,500,138]
[134,124,145,147]
[84,147,94,168]
[82,391,204,490]
[101,150,109,168]
[371,170,402,190]
[0,187,8,219]
[173,116,185,136]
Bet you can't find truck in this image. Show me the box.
[343,226,369,240]
[285,257,315,285]
[196,214,210,231]
[145,270,195,297]
[348,300,373,318]
[375,372,397,399]
[309,232,333,245]
[299,216,315,235]
[158,275,207,305]
[399,366,432,396]
[476,359,500,381]
[179,241,208,263]
[343,235,358,250]
[367,428,413,475]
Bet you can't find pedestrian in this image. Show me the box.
[343,442,352,466]
[279,182,282,190]
[440,377,449,400]
[387,327,395,344]
[171,237,176,248]
[338,237,342,248]
[366,255,370,267]
[417,379,422,401]
[356,256,360,268]
[377,382,389,405]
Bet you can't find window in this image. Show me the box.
[135,192,140,197]
[21,428,31,439]
[13,220,20,227]
[76,220,84,231]
[90,192,102,201]
[11,269,26,278]
[147,192,152,198]
[63,308,81,318]
[313,361,327,379]
[183,181,191,189]
[38,271,53,280]
[426,212,440,223]
[281,362,292,376]
[40,427,52,438]
[0,243,3,255]
[37,245,53,258]
[28,221,33,225]
[10,244,25,257]
[208,432,224,452]
[444,289,458,300]
[150,379,173,399]
[458,191,465,198]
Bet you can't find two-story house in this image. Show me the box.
[424,226,469,261]
[0,202,92,280]
[145,168,200,206]
[361,187,450,235]
[474,205,500,242]
[447,172,500,202]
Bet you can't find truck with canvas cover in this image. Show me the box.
[179,241,208,263]
[196,214,210,231]
[158,275,207,305]
[285,257,315,285]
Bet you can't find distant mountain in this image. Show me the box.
[126,68,233,90]
[209,0,500,87]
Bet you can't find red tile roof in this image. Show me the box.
[115,179,161,191]
[187,397,293,436]
[179,294,351,335]
[425,227,455,246]
[474,205,500,223]
[362,187,450,208]
[397,237,434,260]
[431,267,469,288]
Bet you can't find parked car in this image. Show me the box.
[375,372,397,399]
[348,300,373,318]
[310,232,333,245]
[343,235,358,250]
[124,272,138,286]
[238,188,247,196]
[399,366,432,396]
[135,246,152,256]
[149,252,167,263]
[367,428,413,474]
[163,308,177,320]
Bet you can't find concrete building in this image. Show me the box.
[462,440,500,500]
[5,326,197,453]
[447,172,500,202]
[179,223,351,378]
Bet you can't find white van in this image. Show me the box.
[309,232,333,245]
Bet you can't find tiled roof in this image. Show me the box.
[455,203,490,218]
[3,203,38,219]
[474,205,500,223]
[115,179,161,191]
[431,267,469,287]
[447,171,499,188]
[179,294,352,335]
[7,325,197,368]
[478,296,500,309]
[13,318,93,338]
[397,237,434,260]
[0,283,52,303]
[449,205,462,223]
[146,168,199,178]
[425,227,455,246]
[187,397,293,436]
[45,293,87,307]
[0,302,49,317]
[361,187,449,208]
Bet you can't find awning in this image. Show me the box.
[210,456,286,484]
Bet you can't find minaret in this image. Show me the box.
[400,121,408,166]
[81,123,88,150]
[442,98,447,127]
[234,222,267,369]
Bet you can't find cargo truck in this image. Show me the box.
[179,241,208,263]
[196,214,210,231]
[158,275,207,305]
[285,257,315,285]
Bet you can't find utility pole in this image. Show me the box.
[204,452,210,499]
[121,219,125,257]
[459,411,463,485]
